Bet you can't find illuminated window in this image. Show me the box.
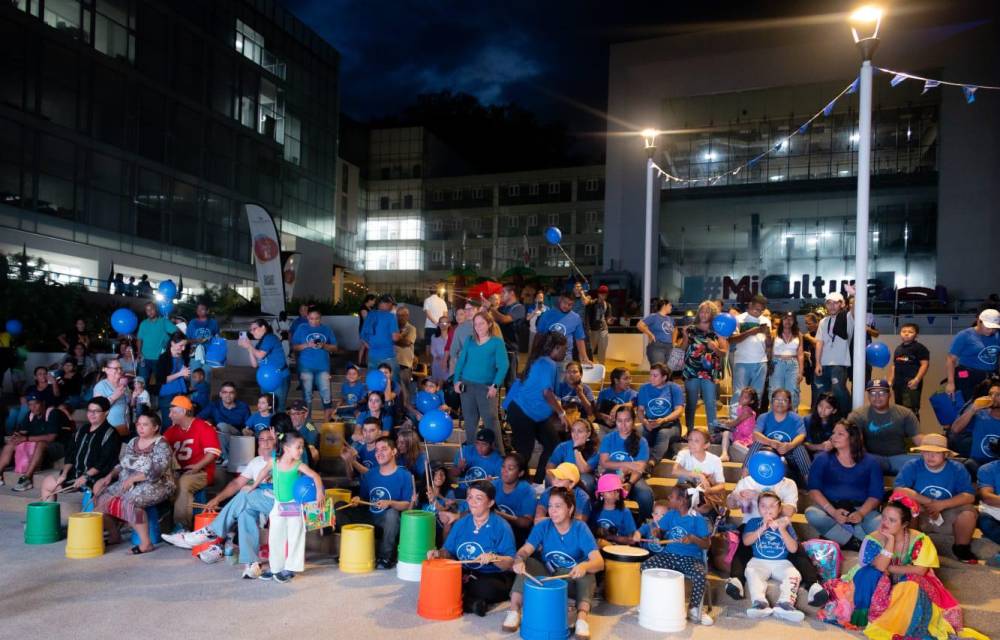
[365,217,424,241]
[365,249,423,271]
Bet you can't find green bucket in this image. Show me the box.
[397,510,436,564]
[25,502,61,544]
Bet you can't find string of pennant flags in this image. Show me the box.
[650,67,997,186]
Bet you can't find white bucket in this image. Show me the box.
[228,435,255,473]
[396,560,423,582]
[638,568,687,632]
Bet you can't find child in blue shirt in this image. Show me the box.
[554,361,596,418]
[188,368,210,411]
[742,491,804,622]
[635,500,671,554]
[335,366,366,418]
[244,394,273,436]
[536,462,592,522]
[452,429,504,485]
[590,473,636,545]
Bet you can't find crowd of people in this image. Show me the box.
[1,282,998,640]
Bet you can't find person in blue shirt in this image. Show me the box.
[335,365,366,418]
[336,435,415,569]
[590,473,637,545]
[636,363,684,467]
[186,303,220,379]
[452,429,504,487]
[288,304,310,345]
[741,492,804,622]
[492,453,537,547]
[406,377,448,425]
[505,333,568,484]
[355,391,394,438]
[244,394,273,436]
[427,480,518,617]
[533,292,592,367]
[893,433,979,563]
[291,307,338,422]
[395,427,427,480]
[536,462,592,523]
[744,388,811,484]
[950,381,1000,472]
[554,361,595,419]
[504,486,604,638]
[546,418,600,495]
[637,298,676,368]
[945,310,1000,404]
[155,334,190,426]
[359,294,401,375]
[635,500,671,555]
[197,381,251,466]
[342,417,382,478]
[634,483,713,626]
[241,319,289,412]
[976,460,1000,556]
[595,367,637,430]
[188,368,210,411]
[600,403,654,523]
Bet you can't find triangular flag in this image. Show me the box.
[798,122,810,135]
[922,79,940,94]
[823,99,837,117]
[926,316,936,325]
[748,155,762,168]
[774,140,785,152]
[963,86,977,103]
[890,73,907,87]
[847,78,860,94]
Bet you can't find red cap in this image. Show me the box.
[597,285,609,294]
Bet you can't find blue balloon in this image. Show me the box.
[5,319,23,336]
[544,226,562,245]
[415,391,438,414]
[204,337,228,367]
[294,475,317,504]
[256,364,283,393]
[157,279,177,301]
[110,308,138,335]
[365,369,387,393]
[747,450,786,486]
[866,341,891,368]
[711,313,737,338]
[157,300,174,315]
[418,409,453,444]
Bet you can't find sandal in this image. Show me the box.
[130,545,155,555]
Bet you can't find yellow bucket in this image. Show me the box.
[339,524,375,574]
[601,545,649,606]
[319,422,345,459]
[325,488,351,505]
[65,512,105,559]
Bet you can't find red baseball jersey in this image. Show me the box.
[164,418,222,484]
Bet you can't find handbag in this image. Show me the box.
[667,347,685,372]
[276,500,303,517]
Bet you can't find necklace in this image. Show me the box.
[472,514,489,534]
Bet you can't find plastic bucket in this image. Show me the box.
[601,545,649,606]
[396,560,423,582]
[65,512,105,559]
[521,578,570,639]
[325,488,352,506]
[24,501,61,544]
[417,559,463,620]
[319,422,345,459]
[397,510,436,564]
[339,524,375,574]
[638,568,686,632]
[131,505,162,546]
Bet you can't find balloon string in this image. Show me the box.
[555,243,589,285]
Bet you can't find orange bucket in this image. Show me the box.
[190,511,220,558]
[416,559,463,620]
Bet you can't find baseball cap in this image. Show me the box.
[289,399,308,412]
[597,285,609,294]
[548,462,581,485]
[25,392,41,403]
[825,292,845,303]
[474,429,496,445]
[980,309,1000,329]
[170,395,193,411]
[910,433,955,456]
[866,379,890,392]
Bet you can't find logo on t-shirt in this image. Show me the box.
[346,393,358,404]
[768,430,792,443]
[667,525,688,542]
[458,541,486,568]
[867,420,891,434]
[647,397,671,418]
[306,332,328,346]
[192,327,213,340]
[979,345,1000,366]
[982,434,1000,459]
[544,550,577,569]
[596,518,618,534]
[549,322,568,335]
[609,451,634,463]
[753,528,787,560]
[496,504,516,517]
[920,485,953,500]
[660,320,672,336]
[369,486,391,513]
[465,466,488,481]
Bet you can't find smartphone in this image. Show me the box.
[239,331,248,340]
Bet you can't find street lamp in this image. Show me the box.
[849,5,882,408]
[640,129,659,320]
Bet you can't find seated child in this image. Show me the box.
[720,387,758,462]
[245,394,273,436]
[335,365,366,418]
[672,428,726,517]
[131,377,151,417]
[188,368,210,412]
[742,491,804,622]
[590,473,636,547]
[636,500,671,554]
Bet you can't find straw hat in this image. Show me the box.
[910,433,954,455]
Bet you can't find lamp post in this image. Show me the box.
[640,129,659,320]
[849,6,882,408]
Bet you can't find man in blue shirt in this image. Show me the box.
[197,382,250,466]
[893,433,978,563]
[288,399,320,467]
[292,307,338,421]
[186,303,220,380]
[976,461,1000,558]
[534,292,592,368]
[949,380,1000,471]
[946,309,999,403]
[359,295,401,376]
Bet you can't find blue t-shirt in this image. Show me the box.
[493,479,537,519]
[292,323,335,371]
[356,410,393,433]
[641,313,675,344]
[599,430,650,464]
[453,445,504,482]
[744,517,796,560]
[949,327,1000,371]
[526,518,598,570]
[637,522,667,554]
[969,410,1000,464]
[397,450,428,478]
[894,458,975,500]
[352,442,380,470]
[187,318,219,342]
[654,510,709,558]
[549,440,599,471]
[158,357,188,397]
[807,451,883,505]
[637,382,683,423]
[246,412,272,435]
[977,460,1000,494]
[359,466,414,514]
[256,333,287,370]
[360,310,397,362]
[754,411,806,443]
[596,387,638,411]
[339,381,367,410]
[197,399,251,428]
[298,422,319,466]
[535,309,586,361]
[442,512,517,573]
[511,356,559,421]
[539,487,592,520]
[555,381,595,408]
[591,507,637,537]
[189,381,210,409]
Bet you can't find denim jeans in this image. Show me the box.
[138,360,157,387]
[770,359,801,411]
[978,513,1000,545]
[814,364,851,414]
[269,374,290,413]
[644,425,679,466]
[805,505,881,545]
[684,377,718,431]
[628,478,654,524]
[208,487,274,564]
[875,453,919,476]
[299,369,332,409]
[732,362,767,415]
[646,342,671,368]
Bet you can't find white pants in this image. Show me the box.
[745,558,801,605]
[268,502,306,573]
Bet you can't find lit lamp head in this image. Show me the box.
[640,128,659,150]
[849,5,883,60]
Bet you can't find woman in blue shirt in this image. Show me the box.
[595,368,637,430]
[453,312,509,453]
[743,388,811,484]
[356,391,394,435]
[505,333,569,484]
[554,361,596,419]
[241,319,289,412]
[291,307,338,422]
[504,486,604,638]
[427,480,517,617]
[636,363,685,467]
[805,420,883,550]
[546,418,600,495]
[493,453,537,547]
[637,298,675,368]
[155,334,189,426]
[600,404,654,523]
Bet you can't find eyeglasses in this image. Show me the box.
[86,408,106,414]
[868,389,890,396]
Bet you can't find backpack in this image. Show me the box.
[802,538,843,582]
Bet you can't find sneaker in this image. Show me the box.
[162,531,195,549]
[574,618,590,639]
[181,527,215,548]
[988,552,1000,568]
[807,582,829,607]
[198,544,224,564]
[467,599,488,617]
[746,601,772,618]
[242,562,262,580]
[689,607,714,626]
[773,602,805,623]
[375,558,396,570]
[273,570,294,583]
[952,544,978,564]
[12,476,32,492]
[501,610,520,633]
[258,570,274,581]
[170,523,187,534]
[725,577,744,600]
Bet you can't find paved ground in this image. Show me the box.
[3,510,998,640]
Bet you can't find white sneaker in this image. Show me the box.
[746,601,773,618]
[772,602,805,623]
[181,527,215,548]
[198,544,224,564]
[501,610,520,633]
[161,531,193,549]
[242,562,262,579]
[574,618,590,638]
[689,607,714,625]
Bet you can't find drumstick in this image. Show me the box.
[457,476,498,484]
[450,554,512,564]
[542,574,572,582]
[525,574,544,587]
[637,538,673,545]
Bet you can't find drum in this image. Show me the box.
[638,568,686,632]
[601,545,649,606]
[521,577,570,639]
[339,524,375,574]
[24,501,61,545]
[417,559,462,620]
[397,510,435,582]
[65,512,104,559]
[319,422,345,459]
